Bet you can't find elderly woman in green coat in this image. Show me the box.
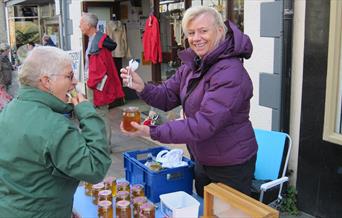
[0,46,112,217]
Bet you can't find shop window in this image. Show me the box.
[7,4,59,65]
[323,0,342,144]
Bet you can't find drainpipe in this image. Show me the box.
[281,0,294,133]
[60,0,71,50]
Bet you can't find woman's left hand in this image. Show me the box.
[120,122,151,138]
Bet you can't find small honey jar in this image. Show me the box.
[92,182,105,205]
[84,182,93,196]
[131,184,145,198]
[139,202,155,218]
[98,200,113,218]
[116,190,130,202]
[132,196,147,218]
[117,181,130,192]
[122,107,141,132]
[116,200,131,218]
[98,190,113,203]
[104,176,117,197]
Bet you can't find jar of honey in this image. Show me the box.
[116,190,130,202]
[84,182,93,196]
[116,200,131,218]
[131,184,145,198]
[104,176,117,197]
[98,200,113,218]
[92,182,105,205]
[132,196,147,218]
[117,181,130,192]
[139,202,155,218]
[122,107,141,132]
[98,190,113,203]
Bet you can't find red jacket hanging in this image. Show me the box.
[87,32,125,106]
[142,15,162,64]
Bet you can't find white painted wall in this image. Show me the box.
[244,0,274,130]
[288,0,305,186]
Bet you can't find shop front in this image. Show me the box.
[4,0,60,64]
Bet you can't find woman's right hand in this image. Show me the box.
[71,92,87,106]
[120,67,145,92]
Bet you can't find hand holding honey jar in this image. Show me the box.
[120,107,151,138]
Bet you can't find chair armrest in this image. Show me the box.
[260,176,288,191]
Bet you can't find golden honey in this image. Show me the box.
[116,190,130,202]
[98,190,112,202]
[104,176,117,197]
[132,196,147,218]
[139,202,155,218]
[98,200,113,218]
[131,184,145,198]
[117,181,130,192]
[116,200,131,218]
[122,107,141,132]
[92,183,105,205]
[84,182,93,196]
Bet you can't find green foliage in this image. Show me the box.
[280,186,300,215]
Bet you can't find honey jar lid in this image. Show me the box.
[99,190,112,196]
[133,196,147,204]
[98,200,112,208]
[117,181,129,186]
[104,176,116,184]
[116,200,130,208]
[131,184,144,190]
[140,202,155,211]
[92,182,105,189]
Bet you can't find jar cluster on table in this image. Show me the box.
[84,177,155,218]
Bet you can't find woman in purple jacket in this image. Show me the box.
[120,6,258,197]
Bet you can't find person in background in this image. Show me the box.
[79,12,125,150]
[120,6,258,197]
[0,43,13,92]
[27,41,35,50]
[0,46,112,217]
[42,34,56,47]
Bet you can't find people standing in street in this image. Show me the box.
[120,6,258,197]
[0,46,112,217]
[42,34,56,47]
[0,43,13,92]
[79,12,125,150]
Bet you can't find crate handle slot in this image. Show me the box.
[166,172,183,181]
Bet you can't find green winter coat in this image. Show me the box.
[0,86,112,218]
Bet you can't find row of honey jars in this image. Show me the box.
[97,195,155,218]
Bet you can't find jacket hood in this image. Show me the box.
[17,86,73,114]
[178,20,253,70]
[89,32,117,54]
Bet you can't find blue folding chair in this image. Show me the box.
[252,128,292,204]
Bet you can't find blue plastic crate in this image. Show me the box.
[123,146,194,203]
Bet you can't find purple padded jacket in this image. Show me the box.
[139,21,258,166]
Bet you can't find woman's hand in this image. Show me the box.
[70,92,87,106]
[120,67,145,92]
[120,121,151,138]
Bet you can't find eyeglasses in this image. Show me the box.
[52,71,74,81]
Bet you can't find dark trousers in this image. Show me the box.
[194,154,256,197]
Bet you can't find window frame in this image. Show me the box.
[323,0,342,144]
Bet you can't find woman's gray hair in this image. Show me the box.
[81,12,98,28]
[182,6,227,37]
[18,46,72,87]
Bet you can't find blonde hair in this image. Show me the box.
[18,46,72,87]
[182,6,227,38]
